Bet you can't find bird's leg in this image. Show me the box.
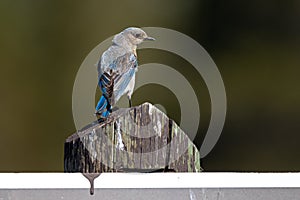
[128,96,132,107]
[129,99,132,107]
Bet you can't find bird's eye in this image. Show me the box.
[135,33,141,38]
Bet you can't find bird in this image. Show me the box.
[95,27,155,122]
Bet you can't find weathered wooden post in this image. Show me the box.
[64,102,201,193]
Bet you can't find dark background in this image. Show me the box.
[0,0,299,172]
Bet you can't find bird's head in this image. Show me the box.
[113,27,155,47]
[124,27,155,45]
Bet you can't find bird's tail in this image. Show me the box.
[95,95,112,119]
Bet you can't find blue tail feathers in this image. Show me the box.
[95,95,112,118]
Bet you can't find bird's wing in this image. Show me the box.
[98,53,137,105]
[98,69,116,101]
[112,53,137,104]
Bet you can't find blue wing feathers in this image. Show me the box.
[95,53,137,118]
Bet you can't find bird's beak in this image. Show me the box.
[144,36,155,41]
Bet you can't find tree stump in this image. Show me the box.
[64,102,201,173]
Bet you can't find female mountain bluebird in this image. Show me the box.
[95,27,155,121]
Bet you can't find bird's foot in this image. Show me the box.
[97,117,106,124]
[95,112,106,124]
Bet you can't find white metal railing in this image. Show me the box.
[0,173,300,189]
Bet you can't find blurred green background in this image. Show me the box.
[0,0,299,172]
